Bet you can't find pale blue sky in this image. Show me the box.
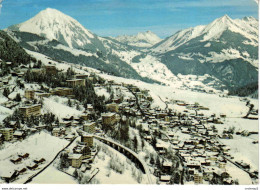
[0,0,258,38]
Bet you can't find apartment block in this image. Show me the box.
[19,104,41,117]
[101,113,117,126]
[83,122,96,134]
[66,79,85,87]
[24,90,35,100]
[0,128,14,141]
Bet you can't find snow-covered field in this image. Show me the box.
[219,118,258,171]
[0,131,69,184]
[98,72,257,117]
[43,98,83,120]
[32,165,77,184]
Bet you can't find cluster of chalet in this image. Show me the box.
[111,83,236,184]
[141,106,234,184]
[0,152,46,183]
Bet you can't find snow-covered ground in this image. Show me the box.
[219,118,258,171]
[91,140,149,184]
[20,48,259,185]
[32,165,77,184]
[98,72,257,117]
[43,98,83,120]
[0,131,69,184]
[225,162,252,185]
[94,87,110,100]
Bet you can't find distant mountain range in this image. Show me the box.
[114,31,162,48]
[4,8,258,91]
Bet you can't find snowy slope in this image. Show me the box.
[152,15,258,53]
[115,31,162,48]
[8,8,95,49]
[0,131,68,184]
[150,15,258,89]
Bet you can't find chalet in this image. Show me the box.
[80,113,89,121]
[68,154,82,168]
[162,162,172,173]
[25,90,35,100]
[52,128,60,137]
[223,178,233,185]
[186,160,201,169]
[106,103,119,113]
[18,168,27,175]
[155,143,166,154]
[218,161,226,169]
[0,170,19,183]
[34,158,46,165]
[220,113,226,118]
[18,153,29,159]
[144,135,152,142]
[87,104,94,112]
[63,116,74,121]
[159,175,171,184]
[0,128,14,141]
[13,131,25,140]
[27,163,39,171]
[10,157,22,164]
[9,121,19,129]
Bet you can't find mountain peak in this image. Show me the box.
[242,16,257,21]
[217,14,233,23]
[35,8,68,20]
[7,8,95,49]
[152,14,258,53]
[44,7,60,13]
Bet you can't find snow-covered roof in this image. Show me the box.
[14,131,23,136]
[0,169,17,178]
[102,112,115,117]
[0,128,13,131]
[160,175,171,181]
[68,154,82,160]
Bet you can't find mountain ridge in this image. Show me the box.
[5,8,258,91]
[114,31,162,48]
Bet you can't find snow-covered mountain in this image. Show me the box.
[8,8,98,50]
[146,15,258,88]
[6,8,152,81]
[115,31,162,48]
[152,15,258,54]
[5,9,258,91]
